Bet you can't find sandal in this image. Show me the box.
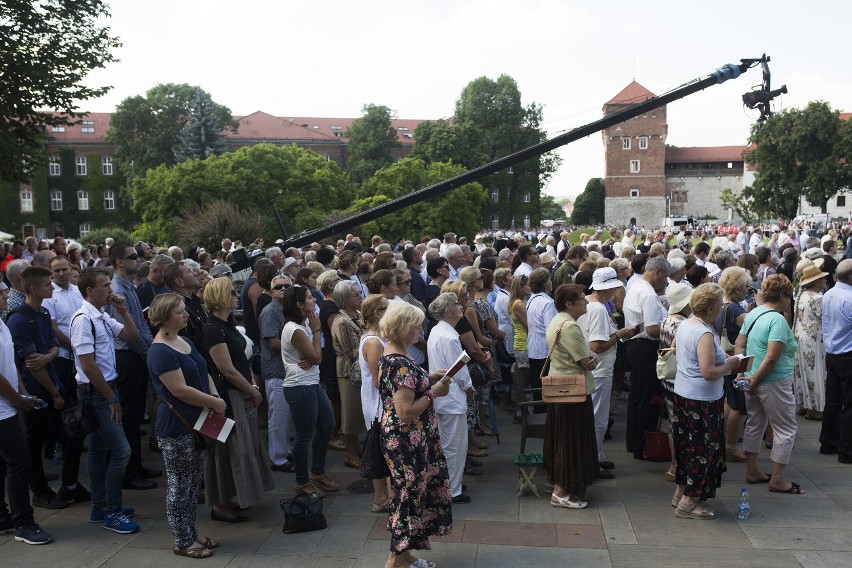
[328,439,346,451]
[196,536,219,549]
[550,493,588,509]
[726,450,747,462]
[467,449,488,458]
[344,456,362,469]
[674,502,715,520]
[746,474,771,484]
[173,545,214,559]
[664,471,676,483]
[671,493,683,508]
[769,481,805,494]
[293,481,326,497]
[475,440,489,450]
[371,498,391,513]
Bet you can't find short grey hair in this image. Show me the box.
[423,248,440,263]
[332,279,358,307]
[443,244,462,260]
[428,292,458,321]
[645,256,670,274]
[835,259,852,285]
[715,250,734,267]
[5,259,29,288]
[265,246,283,260]
[669,258,686,273]
[151,254,174,269]
[427,238,441,250]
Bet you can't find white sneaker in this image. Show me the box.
[550,493,588,509]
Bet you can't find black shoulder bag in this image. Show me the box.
[61,314,100,438]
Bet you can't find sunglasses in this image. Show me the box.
[122,253,139,261]
[272,284,291,291]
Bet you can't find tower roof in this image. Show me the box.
[605,81,656,105]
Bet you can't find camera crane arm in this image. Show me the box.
[282,56,779,249]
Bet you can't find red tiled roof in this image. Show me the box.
[840,112,851,121]
[44,112,113,143]
[666,146,749,163]
[605,81,656,105]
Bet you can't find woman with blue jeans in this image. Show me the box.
[281,285,338,496]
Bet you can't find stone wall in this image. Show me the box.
[665,173,744,221]
[605,196,666,226]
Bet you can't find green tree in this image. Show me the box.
[412,75,560,227]
[350,158,486,241]
[130,143,351,244]
[79,227,132,247]
[175,200,268,252]
[570,178,605,225]
[746,101,851,217]
[106,83,237,178]
[0,0,120,182]
[174,88,225,163]
[344,104,401,184]
[540,194,564,220]
[720,188,757,225]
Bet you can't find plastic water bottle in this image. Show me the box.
[53,440,62,465]
[738,487,750,520]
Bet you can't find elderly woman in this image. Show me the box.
[792,265,829,419]
[148,294,227,558]
[281,285,339,496]
[428,292,475,504]
[659,284,693,483]
[379,302,451,568]
[735,274,803,493]
[717,267,752,462]
[545,284,600,509]
[578,268,636,473]
[202,278,273,522]
[330,280,366,469]
[359,294,391,512]
[317,269,344,451]
[671,284,740,519]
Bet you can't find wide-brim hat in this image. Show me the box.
[668,283,693,314]
[540,251,554,265]
[591,267,623,290]
[799,264,829,286]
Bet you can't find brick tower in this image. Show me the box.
[602,81,667,226]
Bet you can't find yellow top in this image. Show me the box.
[545,311,594,394]
[511,299,528,351]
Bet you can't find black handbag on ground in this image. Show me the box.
[280,494,327,534]
[61,400,99,438]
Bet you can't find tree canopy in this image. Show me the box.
[130,143,351,244]
[348,158,487,241]
[540,194,565,220]
[570,178,605,225]
[106,83,237,179]
[0,0,120,182]
[344,104,401,184]
[174,88,226,163]
[745,101,851,218]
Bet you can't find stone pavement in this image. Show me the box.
[2,398,851,567]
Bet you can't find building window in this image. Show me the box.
[22,224,36,238]
[50,191,63,211]
[104,190,115,210]
[52,223,64,237]
[523,192,531,203]
[75,156,87,176]
[622,137,631,150]
[492,215,499,230]
[51,126,65,133]
[727,162,734,169]
[523,214,531,228]
[838,195,847,207]
[77,191,89,210]
[629,188,640,198]
[630,160,640,173]
[79,223,92,237]
[638,136,648,150]
[48,155,61,176]
[20,190,34,212]
[491,190,499,203]
[101,156,113,175]
[81,127,95,133]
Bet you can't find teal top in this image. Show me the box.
[741,306,797,383]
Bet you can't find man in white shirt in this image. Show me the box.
[622,256,669,459]
[70,267,140,534]
[513,245,538,277]
[42,255,89,503]
[0,282,50,545]
[443,244,464,281]
[427,294,474,504]
[748,227,762,255]
[735,225,748,257]
[555,231,571,258]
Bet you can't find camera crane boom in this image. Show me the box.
[281,55,781,249]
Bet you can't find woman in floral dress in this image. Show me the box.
[792,266,829,419]
[378,301,452,568]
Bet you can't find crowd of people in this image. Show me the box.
[0,221,850,565]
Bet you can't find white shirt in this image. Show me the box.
[623,278,666,341]
[447,265,461,282]
[359,334,387,430]
[556,240,570,258]
[748,232,762,255]
[70,300,125,384]
[43,282,83,360]
[525,292,557,359]
[0,319,19,420]
[577,300,618,379]
[281,321,320,387]
[736,231,748,254]
[513,262,533,277]
[427,321,472,415]
[494,287,513,354]
[712,235,729,251]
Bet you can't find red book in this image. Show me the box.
[440,351,471,384]
[193,408,235,443]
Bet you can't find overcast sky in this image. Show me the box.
[81,0,850,201]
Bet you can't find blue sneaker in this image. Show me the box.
[102,512,139,534]
[89,507,135,523]
[14,523,52,545]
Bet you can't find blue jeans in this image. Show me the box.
[283,383,334,484]
[78,383,131,514]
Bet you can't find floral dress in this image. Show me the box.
[792,289,826,412]
[379,353,452,554]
